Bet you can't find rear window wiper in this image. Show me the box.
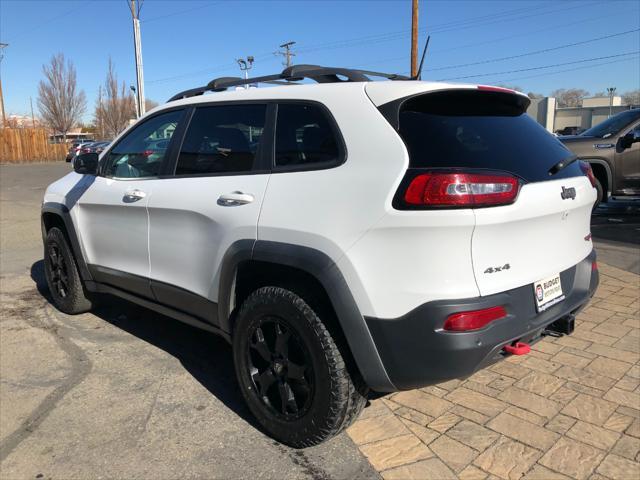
[548,154,578,176]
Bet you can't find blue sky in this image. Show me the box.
[1,0,639,122]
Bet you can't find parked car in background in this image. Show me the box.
[556,126,585,136]
[65,141,96,162]
[81,141,111,155]
[560,108,640,205]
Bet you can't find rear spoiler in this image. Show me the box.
[377,87,531,131]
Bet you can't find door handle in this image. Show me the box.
[217,191,254,206]
[123,189,147,202]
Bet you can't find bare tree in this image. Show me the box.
[145,98,159,111]
[37,53,86,140]
[95,58,135,139]
[527,92,545,100]
[621,89,640,106]
[550,88,590,107]
[496,84,523,92]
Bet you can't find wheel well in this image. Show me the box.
[590,162,609,196]
[232,260,363,381]
[42,212,67,236]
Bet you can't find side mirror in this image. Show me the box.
[620,130,640,150]
[73,153,99,175]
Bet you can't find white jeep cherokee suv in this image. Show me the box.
[42,65,599,447]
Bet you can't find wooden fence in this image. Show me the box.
[0,128,68,163]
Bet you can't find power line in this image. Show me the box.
[3,3,81,42]
[439,51,640,81]
[293,0,603,55]
[145,1,604,85]
[492,55,639,84]
[142,2,220,23]
[426,28,640,72]
[349,12,639,72]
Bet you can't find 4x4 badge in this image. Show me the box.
[561,186,576,200]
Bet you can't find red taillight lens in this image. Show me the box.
[404,172,520,207]
[592,261,598,272]
[82,148,91,153]
[443,306,507,332]
[580,161,597,188]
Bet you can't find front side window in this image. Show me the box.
[175,104,266,175]
[103,110,183,178]
[275,104,341,168]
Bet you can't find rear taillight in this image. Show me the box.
[592,261,598,272]
[443,306,507,332]
[82,148,91,153]
[403,172,520,208]
[580,161,597,188]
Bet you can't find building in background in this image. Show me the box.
[528,96,637,134]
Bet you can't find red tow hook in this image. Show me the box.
[503,342,531,355]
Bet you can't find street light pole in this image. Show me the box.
[237,56,254,89]
[128,1,146,117]
[130,85,140,119]
[606,87,616,118]
[0,43,8,127]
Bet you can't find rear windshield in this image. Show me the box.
[396,90,580,182]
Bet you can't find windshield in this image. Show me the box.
[580,109,640,139]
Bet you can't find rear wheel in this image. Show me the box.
[233,286,366,448]
[44,227,93,314]
[593,175,604,207]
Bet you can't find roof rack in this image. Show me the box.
[167,65,411,102]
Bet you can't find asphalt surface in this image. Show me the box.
[0,162,378,479]
[1,162,638,479]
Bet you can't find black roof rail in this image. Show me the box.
[167,65,410,102]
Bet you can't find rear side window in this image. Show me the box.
[175,104,266,175]
[275,103,341,168]
[397,91,580,182]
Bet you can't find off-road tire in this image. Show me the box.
[44,227,93,314]
[594,175,604,208]
[233,286,367,448]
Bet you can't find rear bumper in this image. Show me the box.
[365,250,599,391]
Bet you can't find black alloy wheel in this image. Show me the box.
[247,317,314,419]
[47,242,69,300]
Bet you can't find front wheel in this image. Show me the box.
[233,286,366,448]
[44,227,93,314]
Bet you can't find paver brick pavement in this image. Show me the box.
[348,263,640,479]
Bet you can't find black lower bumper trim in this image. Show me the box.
[365,250,599,391]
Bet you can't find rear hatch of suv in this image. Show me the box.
[378,86,595,298]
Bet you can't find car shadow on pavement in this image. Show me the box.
[30,260,263,433]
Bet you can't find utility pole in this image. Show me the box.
[0,43,8,128]
[606,87,617,118]
[128,1,146,117]
[275,41,296,68]
[30,96,35,127]
[411,0,419,78]
[237,56,254,89]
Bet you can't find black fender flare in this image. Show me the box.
[41,202,93,282]
[217,239,396,392]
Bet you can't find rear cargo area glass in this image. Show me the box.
[397,91,582,183]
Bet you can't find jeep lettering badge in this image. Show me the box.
[561,186,576,200]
